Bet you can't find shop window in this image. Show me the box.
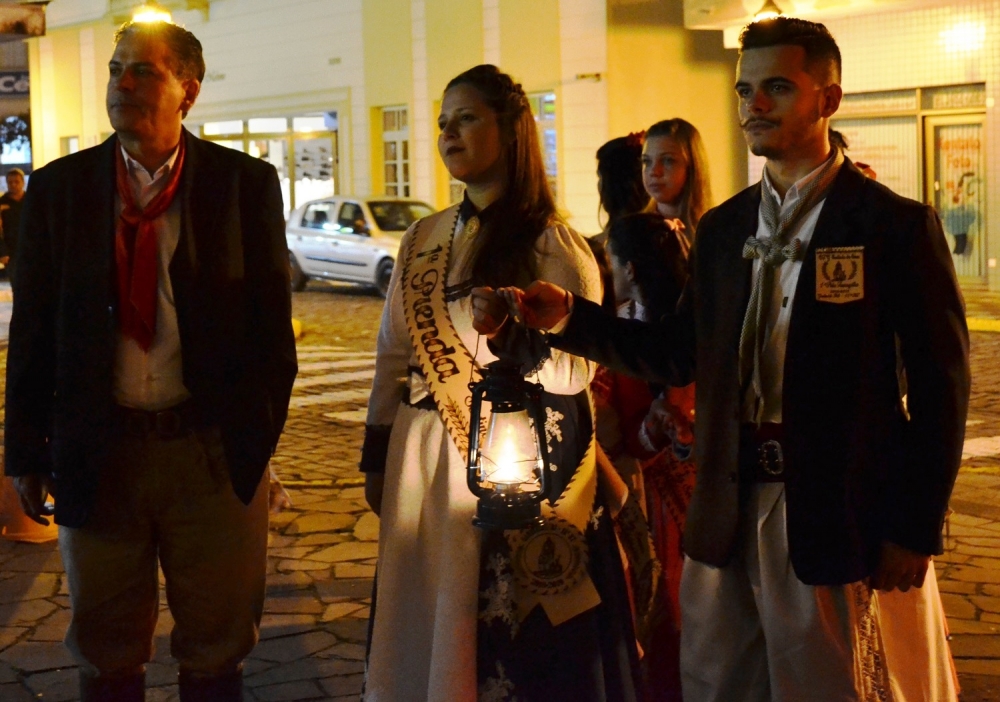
[829,82,986,283]
[382,106,410,197]
[199,113,337,216]
[528,92,557,199]
[59,136,79,157]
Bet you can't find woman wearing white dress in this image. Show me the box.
[360,65,640,702]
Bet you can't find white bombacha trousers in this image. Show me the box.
[680,483,958,702]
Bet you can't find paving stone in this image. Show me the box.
[146,661,176,687]
[938,579,978,595]
[948,619,1000,635]
[946,566,1000,584]
[311,541,379,564]
[321,602,364,622]
[0,573,59,605]
[0,626,25,652]
[276,559,329,572]
[325,618,369,644]
[941,592,978,620]
[263,596,324,615]
[265,572,314,591]
[318,641,367,661]
[0,599,58,627]
[334,563,376,579]
[315,578,374,601]
[0,640,76,672]
[304,500,361,514]
[251,631,338,664]
[955,658,1000,675]
[146,686,180,702]
[293,534,346,547]
[0,660,18,683]
[339,487,366,500]
[951,634,1000,659]
[0,682,32,701]
[353,512,380,542]
[24,666,78,702]
[246,657,364,687]
[970,595,1000,614]
[259,614,317,640]
[268,512,299,529]
[0,548,63,574]
[254,679,325,701]
[319,673,365,697]
[284,513,356,534]
[269,547,320,559]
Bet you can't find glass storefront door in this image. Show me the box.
[924,114,986,282]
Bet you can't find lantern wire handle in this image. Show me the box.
[470,333,481,386]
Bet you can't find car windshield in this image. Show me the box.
[368,201,435,232]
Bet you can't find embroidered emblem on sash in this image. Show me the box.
[509,517,588,597]
[816,246,864,304]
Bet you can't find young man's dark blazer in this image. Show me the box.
[3,129,298,528]
[551,160,970,586]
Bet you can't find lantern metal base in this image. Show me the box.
[472,493,543,531]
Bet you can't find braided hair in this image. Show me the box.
[606,213,688,321]
[444,65,560,288]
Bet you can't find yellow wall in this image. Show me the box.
[363,0,412,199]
[426,0,483,99]
[362,0,412,107]
[425,0,484,205]
[499,0,560,92]
[607,2,745,208]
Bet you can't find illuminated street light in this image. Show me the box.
[132,1,172,23]
[941,21,986,53]
[753,0,783,22]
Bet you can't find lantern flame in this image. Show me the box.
[480,409,539,487]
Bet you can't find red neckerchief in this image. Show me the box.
[114,136,186,352]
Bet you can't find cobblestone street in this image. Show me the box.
[1,281,1000,700]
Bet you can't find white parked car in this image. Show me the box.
[286,196,435,296]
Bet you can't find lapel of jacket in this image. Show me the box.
[169,128,220,304]
[94,137,118,297]
[786,159,868,355]
[724,182,762,334]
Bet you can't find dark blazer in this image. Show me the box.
[4,130,298,528]
[552,161,970,585]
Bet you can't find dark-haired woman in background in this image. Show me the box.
[596,133,650,239]
[361,64,639,701]
[641,118,712,252]
[601,213,693,701]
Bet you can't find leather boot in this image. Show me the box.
[79,670,145,702]
[178,667,244,702]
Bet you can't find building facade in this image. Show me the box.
[688,0,1000,291]
[31,0,744,235]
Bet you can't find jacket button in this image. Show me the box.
[729,472,738,483]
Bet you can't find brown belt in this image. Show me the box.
[739,422,786,483]
[114,399,207,440]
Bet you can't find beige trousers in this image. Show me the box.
[59,427,269,678]
[680,483,957,702]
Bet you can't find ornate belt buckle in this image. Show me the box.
[758,439,784,477]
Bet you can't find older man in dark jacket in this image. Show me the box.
[5,19,296,702]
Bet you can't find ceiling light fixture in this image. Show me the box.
[753,0,783,22]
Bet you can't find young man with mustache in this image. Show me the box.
[476,17,968,701]
[5,19,296,702]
